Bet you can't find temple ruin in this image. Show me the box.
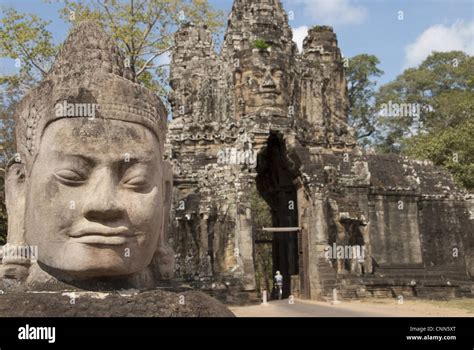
[166,0,474,302]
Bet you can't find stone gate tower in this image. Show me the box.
[166,0,473,302]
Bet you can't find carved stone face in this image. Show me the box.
[235,55,290,117]
[169,73,201,117]
[24,118,164,279]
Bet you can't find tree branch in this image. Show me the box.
[12,33,48,76]
[138,47,171,56]
[135,15,159,54]
[98,0,133,54]
[145,63,170,69]
[17,47,48,76]
[357,130,374,139]
[130,0,135,56]
[141,33,172,50]
[136,47,172,77]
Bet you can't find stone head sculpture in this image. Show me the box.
[3,22,173,288]
[234,48,291,118]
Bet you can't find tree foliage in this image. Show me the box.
[55,0,224,95]
[345,54,383,143]
[374,51,473,188]
[375,51,473,151]
[346,51,473,189]
[405,118,474,189]
[0,7,57,104]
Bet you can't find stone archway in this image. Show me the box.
[255,133,301,299]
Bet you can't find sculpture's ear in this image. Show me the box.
[0,154,30,280]
[151,159,175,281]
[161,159,173,246]
[5,155,27,247]
[234,69,243,85]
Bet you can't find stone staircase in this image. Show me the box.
[319,263,473,301]
[364,264,472,299]
[316,258,338,301]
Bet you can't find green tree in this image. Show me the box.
[375,51,473,152]
[1,1,224,100]
[374,51,473,189]
[0,102,16,245]
[345,54,383,143]
[405,119,474,189]
[0,6,54,242]
[0,7,57,105]
[56,0,224,95]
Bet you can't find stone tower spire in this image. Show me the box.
[223,0,295,57]
[298,25,354,146]
[168,23,218,123]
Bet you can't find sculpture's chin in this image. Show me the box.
[41,262,146,280]
[56,267,143,280]
[37,242,151,280]
[255,106,287,117]
[22,259,157,291]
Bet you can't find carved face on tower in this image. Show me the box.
[234,51,290,118]
[169,71,202,118]
[4,22,172,284]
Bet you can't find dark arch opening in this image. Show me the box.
[256,133,299,299]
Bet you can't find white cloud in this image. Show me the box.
[291,0,367,25]
[404,21,474,69]
[292,26,309,52]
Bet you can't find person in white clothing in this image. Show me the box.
[274,271,283,300]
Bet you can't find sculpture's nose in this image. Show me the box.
[82,167,126,222]
[261,71,276,89]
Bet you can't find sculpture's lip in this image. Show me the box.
[69,227,136,239]
[69,227,138,246]
[260,88,280,94]
[71,235,135,246]
[259,92,281,101]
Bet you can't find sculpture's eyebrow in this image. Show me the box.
[116,153,157,175]
[51,150,155,164]
[117,152,155,164]
[116,157,154,168]
[50,151,96,166]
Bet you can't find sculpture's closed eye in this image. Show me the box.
[122,176,149,190]
[272,70,283,78]
[54,169,87,185]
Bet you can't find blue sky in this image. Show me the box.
[0,0,473,87]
